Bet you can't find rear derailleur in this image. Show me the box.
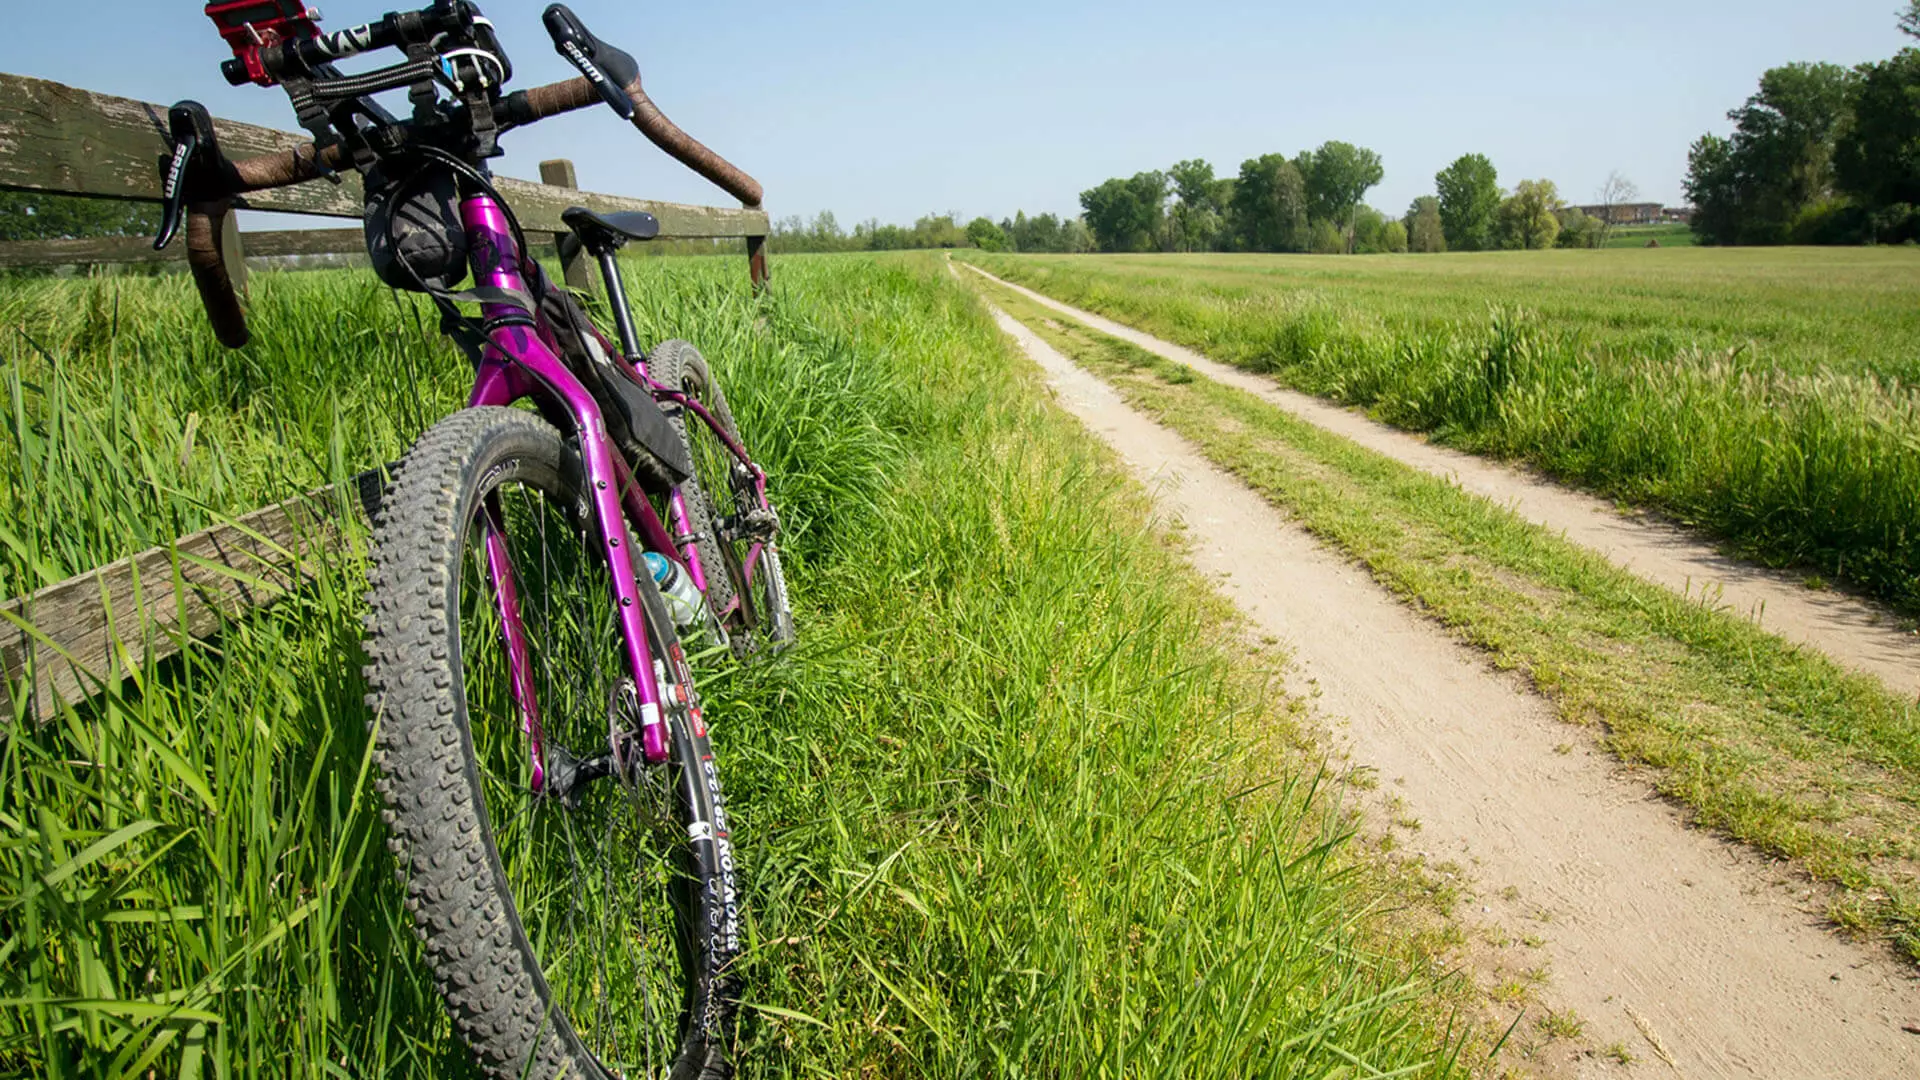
[717,505,779,544]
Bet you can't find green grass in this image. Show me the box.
[972,272,1920,959]
[1,255,1474,1076]
[961,247,1920,611]
[1603,223,1695,248]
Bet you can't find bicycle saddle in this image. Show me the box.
[561,206,660,254]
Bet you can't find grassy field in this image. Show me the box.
[973,271,1920,960]
[0,256,1477,1076]
[1603,223,1695,248]
[963,247,1920,611]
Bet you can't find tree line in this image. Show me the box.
[1056,147,1629,257]
[767,212,967,254]
[775,4,1920,259]
[0,191,160,242]
[1684,4,1920,245]
[1071,143,1388,255]
[765,209,1097,255]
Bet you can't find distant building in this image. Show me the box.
[1570,202,1666,225]
[1660,206,1694,224]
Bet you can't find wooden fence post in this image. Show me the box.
[746,233,769,293]
[539,158,596,296]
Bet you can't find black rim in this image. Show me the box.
[740,529,791,648]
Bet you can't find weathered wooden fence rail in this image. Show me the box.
[0,228,368,269]
[0,72,770,289]
[0,71,770,721]
[0,472,387,724]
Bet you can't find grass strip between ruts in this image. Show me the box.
[970,270,1920,962]
[964,249,1920,615]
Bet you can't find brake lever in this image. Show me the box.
[543,4,637,120]
[156,102,222,250]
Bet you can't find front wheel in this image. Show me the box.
[362,407,741,1080]
[652,339,796,656]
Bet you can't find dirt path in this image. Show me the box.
[966,266,1920,700]
[981,298,1920,1079]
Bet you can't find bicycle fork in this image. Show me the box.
[461,194,677,774]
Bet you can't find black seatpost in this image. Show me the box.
[594,249,645,360]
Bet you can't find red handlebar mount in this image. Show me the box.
[205,0,324,86]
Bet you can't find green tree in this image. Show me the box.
[1684,134,1743,245]
[1497,179,1562,249]
[1133,171,1172,249]
[1405,195,1446,253]
[1683,62,1858,244]
[1308,219,1346,254]
[1435,154,1501,251]
[1302,141,1385,251]
[1211,177,1237,242]
[1379,219,1409,253]
[1230,154,1309,252]
[1005,211,1068,253]
[1034,213,1067,252]
[1060,218,1096,253]
[1078,176,1133,252]
[0,192,160,242]
[1901,0,1919,38]
[1079,171,1168,252]
[808,210,847,251]
[865,223,911,250]
[1351,205,1390,252]
[1555,207,1605,248]
[966,216,1010,251]
[1169,159,1216,209]
[770,213,808,251]
[1735,62,1857,241]
[1168,158,1225,252]
[1835,46,1920,242]
[1787,196,1872,244]
[911,214,968,249]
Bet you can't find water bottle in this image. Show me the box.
[642,552,706,635]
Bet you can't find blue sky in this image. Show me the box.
[3,1,1910,227]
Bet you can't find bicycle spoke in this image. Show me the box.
[450,468,695,1070]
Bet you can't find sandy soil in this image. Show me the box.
[967,267,1920,700]
[979,295,1920,1079]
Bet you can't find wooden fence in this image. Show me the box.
[0,72,770,288]
[0,72,770,722]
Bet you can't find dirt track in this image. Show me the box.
[969,267,1920,700]
[972,280,1920,1079]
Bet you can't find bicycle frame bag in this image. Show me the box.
[540,286,694,493]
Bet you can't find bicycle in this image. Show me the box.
[158,3,793,1076]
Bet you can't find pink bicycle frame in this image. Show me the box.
[457,192,684,768]
[645,382,773,624]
